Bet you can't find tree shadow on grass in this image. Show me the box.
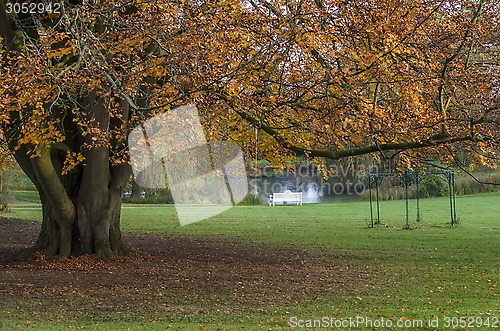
[0,217,371,322]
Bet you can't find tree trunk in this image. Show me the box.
[13,144,132,259]
[24,169,131,258]
[0,169,9,212]
[26,193,128,258]
[131,179,143,198]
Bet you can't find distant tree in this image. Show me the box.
[0,139,13,211]
[130,179,142,199]
[0,0,498,258]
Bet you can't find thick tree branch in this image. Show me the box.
[31,145,75,224]
[235,109,480,160]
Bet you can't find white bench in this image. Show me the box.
[269,190,303,206]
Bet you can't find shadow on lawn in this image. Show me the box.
[0,217,372,321]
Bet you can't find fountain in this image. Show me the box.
[303,182,319,204]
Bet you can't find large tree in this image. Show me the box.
[1,0,498,258]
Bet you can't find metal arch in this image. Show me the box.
[368,169,458,228]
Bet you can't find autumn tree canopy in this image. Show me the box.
[220,0,499,169]
[0,0,498,257]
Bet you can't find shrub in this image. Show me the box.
[362,171,500,201]
[454,173,500,195]
[238,193,264,205]
[123,188,174,204]
[122,195,174,204]
[418,175,449,198]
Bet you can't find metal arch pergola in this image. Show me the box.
[368,169,458,229]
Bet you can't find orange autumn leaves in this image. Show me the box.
[0,0,498,171]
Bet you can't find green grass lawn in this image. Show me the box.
[12,190,41,203]
[3,193,499,330]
